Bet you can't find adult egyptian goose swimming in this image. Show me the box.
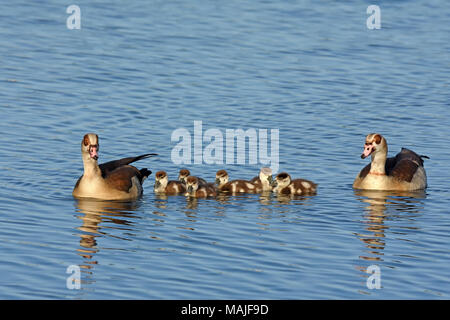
[353,133,428,191]
[154,171,186,194]
[215,169,258,193]
[72,133,157,200]
[272,172,317,195]
[250,167,274,192]
[184,176,216,198]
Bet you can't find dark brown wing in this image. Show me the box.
[104,165,142,192]
[387,148,425,182]
[384,156,398,174]
[394,148,425,167]
[358,163,372,179]
[74,175,83,190]
[99,153,157,178]
[388,160,419,182]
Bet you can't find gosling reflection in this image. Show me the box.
[74,198,141,277]
[258,191,272,205]
[275,193,315,205]
[185,196,199,210]
[354,189,426,262]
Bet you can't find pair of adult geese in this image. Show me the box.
[73,133,429,201]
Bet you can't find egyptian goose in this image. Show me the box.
[178,169,208,187]
[154,171,186,194]
[184,176,216,198]
[250,167,274,192]
[353,133,428,191]
[72,133,157,200]
[215,169,258,193]
[272,172,317,195]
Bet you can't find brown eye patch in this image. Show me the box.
[374,134,381,144]
[83,134,90,146]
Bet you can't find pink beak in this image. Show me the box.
[361,144,374,159]
[89,146,98,160]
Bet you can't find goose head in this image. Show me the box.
[272,172,291,191]
[154,171,169,191]
[185,176,199,194]
[259,167,273,187]
[81,133,99,162]
[361,133,387,159]
[215,170,229,186]
[178,169,191,184]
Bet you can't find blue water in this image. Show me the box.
[0,0,449,299]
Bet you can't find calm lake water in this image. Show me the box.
[1,0,449,299]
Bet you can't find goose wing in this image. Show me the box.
[104,165,143,193]
[99,153,157,178]
[387,148,426,182]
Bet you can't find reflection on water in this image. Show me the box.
[70,189,429,297]
[72,189,428,296]
[154,191,318,208]
[353,190,427,290]
[73,199,142,288]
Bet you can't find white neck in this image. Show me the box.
[370,149,387,174]
[260,175,271,189]
[160,178,168,189]
[219,177,228,186]
[278,179,290,189]
[82,154,101,178]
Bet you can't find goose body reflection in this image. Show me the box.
[73,198,142,285]
[354,189,426,264]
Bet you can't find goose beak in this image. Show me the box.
[215,178,220,185]
[361,144,374,159]
[89,145,99,160]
